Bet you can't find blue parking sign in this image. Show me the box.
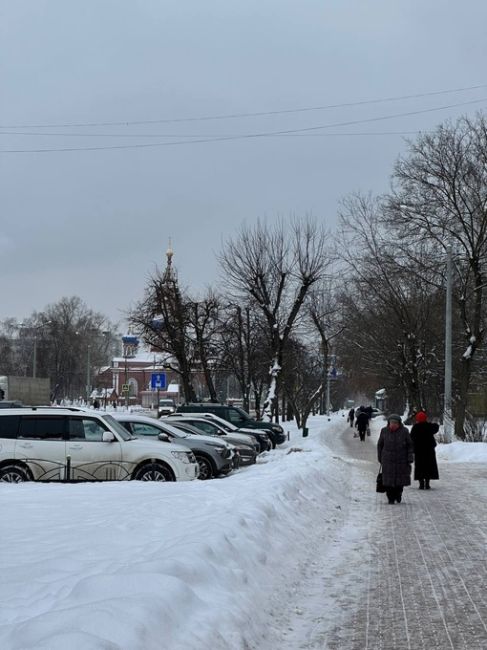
[151,372,167,390]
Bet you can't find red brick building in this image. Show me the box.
[97,332,181,407]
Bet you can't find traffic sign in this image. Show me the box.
[121,384,130,393]
[151,372,167,390]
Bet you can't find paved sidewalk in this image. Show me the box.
[322,427,487,650]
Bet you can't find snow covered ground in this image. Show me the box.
[1,413,486,650]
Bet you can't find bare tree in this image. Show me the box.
[189,291,220,402]
[220,218,330,421]
[130,270,197,403]
[22,297,115,401]
[339,194,444,414]
[218,303,268,413]
[386,114,487,437]
[307,280,344,414]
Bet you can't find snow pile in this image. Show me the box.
[436,440,487,463]
[0,413,350,650]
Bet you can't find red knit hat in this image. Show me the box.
[415,411,427,423]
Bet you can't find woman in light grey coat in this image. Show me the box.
[377,414,414,504]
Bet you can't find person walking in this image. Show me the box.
[355,410,370,441]
[410,411,439,489]
[377,414,413,504]
[348,408,355,428]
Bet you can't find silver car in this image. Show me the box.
[112,413,235,480]
[164,415,258,466]
[170,412,272,452]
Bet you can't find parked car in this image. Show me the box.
[0,408,198,483]
[112,413,235,480]
[157,398,176,418]
[166,417,258,466]
[0,400,25,408]
[169,412,272,452]
[176,403,286,447]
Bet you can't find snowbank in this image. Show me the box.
[0,413,350,650]
[436,440,487,463]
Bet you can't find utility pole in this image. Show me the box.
[326,371,331,415]
[124,354,129,409]
[444,245,453,443]
[33,335,38,379]
[86,345,91,404]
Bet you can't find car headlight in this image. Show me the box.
[171,451,194,464]
[214,446,228,456]
[206,442,228,455]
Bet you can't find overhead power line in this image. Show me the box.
[0,82,486,130]
[1,97,485,153]
[0,129,426,139]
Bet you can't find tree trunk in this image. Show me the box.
[262,355,281,421]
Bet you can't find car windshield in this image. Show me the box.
[212,418,235,431]
[150,420,187,438]
[159,399,175,406]
[186,420,223,435]
[101,414,135,440]
[171,421,212,437]
[233,407,251,420]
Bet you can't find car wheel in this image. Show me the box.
[133,462,174,482]
[0,464,31,483]
[195,455,213,480]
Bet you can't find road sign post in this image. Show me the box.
[150,372,167,391]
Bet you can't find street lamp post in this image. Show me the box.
[86,345,91,404]
[124,353,129,409]
[443,245,453,443]
[33,335,38,379]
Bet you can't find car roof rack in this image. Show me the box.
[22,406,88,412]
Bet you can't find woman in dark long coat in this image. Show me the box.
[377,414,413,504]
[410,411,439,489]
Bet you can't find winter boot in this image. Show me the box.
[425,480,430,490]
[419,479,425,490]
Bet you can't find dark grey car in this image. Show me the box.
[165,416,258,466]
[112,413,234,480]
[169,412,271,452]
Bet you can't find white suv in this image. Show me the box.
[0,408,198,482]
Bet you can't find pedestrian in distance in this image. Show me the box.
[377,414,413,504]
[364,405,373,436]
[348,407,355,428]
[410,411,439,489]
[355,410,370,441]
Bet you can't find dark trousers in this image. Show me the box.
[358,428,366,441]
[385,486,403,502]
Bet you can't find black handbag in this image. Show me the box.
[376,467,386,493]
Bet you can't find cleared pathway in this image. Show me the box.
[262,421,487,650]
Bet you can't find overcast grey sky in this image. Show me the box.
[1,0,486,326]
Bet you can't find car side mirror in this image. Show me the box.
[158,433,170,442]
[102,431,116,443]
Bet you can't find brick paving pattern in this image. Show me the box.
[323,430,487,649]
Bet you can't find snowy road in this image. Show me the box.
[260,420,487,650]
